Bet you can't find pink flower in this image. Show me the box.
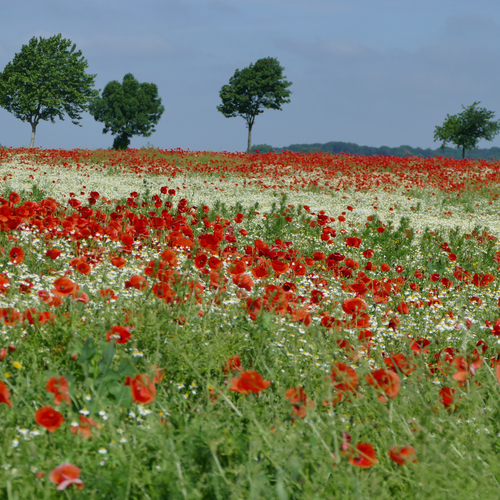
[49,463,84,490]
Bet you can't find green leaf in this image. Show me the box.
[98,341,115,376]
[79,337,96,363]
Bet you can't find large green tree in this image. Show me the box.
[0,34,98,148]
[217,57,292,153]
[434,102,500,159]
[89,73,164,150]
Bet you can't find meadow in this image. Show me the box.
[0,147,500,499]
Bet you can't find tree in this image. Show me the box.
[217,57,292,153]
[433,102,500,159]
[89,73,165,150]
[250,144,276,154]
[0,34,98,148]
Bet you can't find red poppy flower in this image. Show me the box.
[410,337,431,354]
[285,386,314,418]
[0,381,13,408]
[110,256,127,268]
[396,301,409,314]
[439,387,456,407]
[263,285,288,315]
[330,362,359,393]
[229,370,270,395]
[380,263,390,272]
[151,365,165,383]
[345,236,362,248]
[270,260,289,275]
[46,376,70,405]
[35,406,65,432]
[124,275,148,291]
[223,355,243,374]
[38,311,57,325]
[228,260,247,275]
[125,374,156,404]
[251,262,270,279]
[0,273,10,294]
[50,463,84,491]
[388,446,418,465]
[474,273,495,287]
[106,325,131,344]
[363,248,374,258]
[9,192,21,205]
[232,273,254,291]
[342,297,367,317]
[366,369,401,402]
[70,414,99,438]
[208,256,223,271]
[75,260,91,275]
[0,308,21,326]
[119,232,134,246]
[384,353,416,376]
[46,248,62,259]
[194,253,207,269]
[9,247,24,265]
[52,277,77,297]
[291,261,307,276]
[344,258,359,270]
[72,289,89,304]
[161,249,178,266]
[245,297,262,321]
[348,442,378,468]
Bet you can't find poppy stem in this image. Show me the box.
[169,439,189,500]
[309,420,334,456]
[3,377,30,410]
[218,391,243,417]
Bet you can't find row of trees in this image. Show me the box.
[0,35,165,149]
[0,34,292,151]
[1,34,500,155]
[251,141,500,159]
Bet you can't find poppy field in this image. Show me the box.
[1,147,500,499]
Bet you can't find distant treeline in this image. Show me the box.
[251,141,500,160]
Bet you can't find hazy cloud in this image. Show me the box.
[277,38,379,63]
[81,35,189,60]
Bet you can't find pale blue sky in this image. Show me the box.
[1,0,500,152]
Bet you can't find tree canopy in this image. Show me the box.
[433,102,500,159]
[89,73,164,150]
[0,34,98,148]
[217,57,292,153]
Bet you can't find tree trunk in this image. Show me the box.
[247,122,253,153]
[30,122,37,148]
[462,146,465,159]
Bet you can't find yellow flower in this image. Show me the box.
[13,362,22,370]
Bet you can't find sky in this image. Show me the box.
[1,0,500,152]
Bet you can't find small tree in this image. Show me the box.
[89,73,165,150]
[217,57,292,153]
[0,34,98,148]
[434,102,500,159]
